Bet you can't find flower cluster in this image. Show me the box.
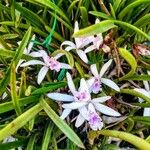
[19,20,121,130]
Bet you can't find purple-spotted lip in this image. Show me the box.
[91,77,101,93]
[74,91,90,102]
[46,57,61,72]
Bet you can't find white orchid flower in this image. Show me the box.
[47,72,121,130]
[84,19,110,54]
[87,59,120,94]
[61,21,94,63]
[16,35,35,72]
[134,71,150,116]
[20,50,72,84]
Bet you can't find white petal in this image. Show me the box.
[94,103,121,116]
[47,93,74,102]
[79,78,90,94]
[84,45,96,53]
[20,60,45,67]
[54,53,64,60]
[88,103,96,112]
[76,50,88,63]
[143,81,150,91]
[95,18,100,24]
[62,102,87,109]
[102,44,110,53]
[66,72,76,94]
[86,77,95,88]
[60,41,76,50]
[37,66,48,84]
[29,52,43,57]
[79,106,89,120]
[101,78,120,92]
[27,34,35,53]
[16,59,25,72]
[60,63,72,69]
[74,21,79,32]
[92,96,111,103]
[2,92,7,99]
[147,70,150,75]
[143,107,150,116]
[75,114,85,128]
[99,59,113,78]
[134,88,150,103]
[90,64,99,77]
[60,109,72,119]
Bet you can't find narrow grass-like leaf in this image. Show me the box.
[73,20,116,37]
[13,26,31,65]
[118,48,137,81]
[118,0,150,20]
[124,75,150,81]
[88,130,150,150]
[113,0,122,12]
[32,82,66,95]
[131,116,150,126]
[41,123,53,150]
[0,96,39,114]
[80,7,88,27]
[27,0,70,23]
[10,62,22,116]
[0,103,42,141]
[26,134,37,150]
[120,89,150,103]
[40,99,85,149]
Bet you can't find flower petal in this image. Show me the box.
[143,81,150,91]
[20,60,45,67]
[16,59,25,72]
[60,63,72,69]
[62,102,87,109]
[90,64,99,77]
[29,52,43,57]
[134,88,150,102]
[102,44,110,53]
[75,114,85,128]
[27,34,35,53]
[88,103,96,112]
[47,93,74,102]
[79,78,90,93]
[79,106,89,120]
[94,103,121,116]
[99,59,113,78]
[76,50,88,63]
[101,78,120,92]
[143,107,150,116]
[92,96,111,103]
[66,72,76,94]
[84,45,96,53]
[37,66,48,84]
[60,41,76,50]
[86,77,95,88]
[60,108,72,119]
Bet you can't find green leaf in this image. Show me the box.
[27,0,70,24]
[120,89,150,103]
[32,82,67,95]
[80,7,88,27]
[88,130,150,150]
[118,0,150,20]
[118,48,137,81]
[41,123,53,150]
[0,96,39,114]
[113,0,122,12]
[0,103,42,141]
[40,99,85,149]
[13,26,32,65]
[26,134,37,150]
[73,20,116,37]
[131,116,150,126]
[124,75,150,81]
[10,62,22,116]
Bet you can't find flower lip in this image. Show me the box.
[46,57,61,72]
[74,90,91,102]
[88,111,103,130]
[91,77,101,93]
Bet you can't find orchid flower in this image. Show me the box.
[16,35,35,72]
[20,50,72,84]
[134,71,150,116]
[47,72,121,130]
[61,21,94,63]
[87,59,120,94]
